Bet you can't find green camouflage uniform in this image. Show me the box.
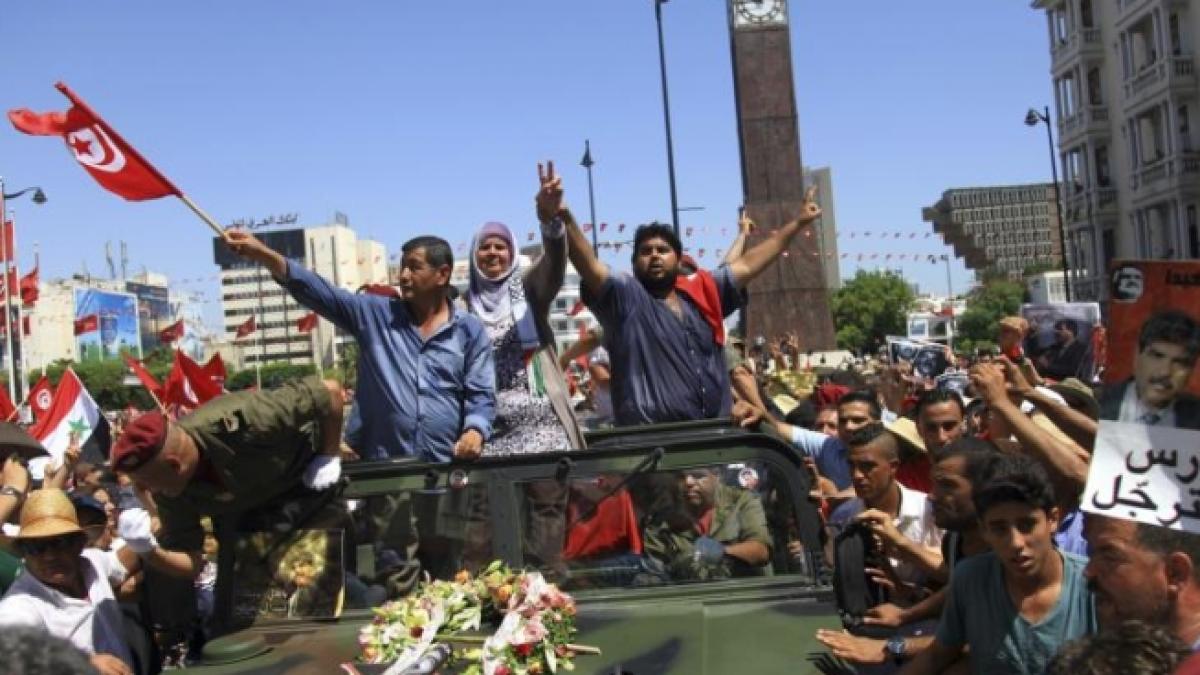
[643,483,773,581]
[156,377,332,552]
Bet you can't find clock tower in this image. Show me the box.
[728,0,835,350]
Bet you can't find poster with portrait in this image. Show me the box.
[231,529,345,624]
[1105,260,1200,401]
[73,288,140,362]
[1020,302,1102,382]
[887,336,949,379]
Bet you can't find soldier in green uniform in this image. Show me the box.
[110,377,346,575]
[641,467,773,582]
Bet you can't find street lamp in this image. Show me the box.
[654,0,682,239]
[0,180,47,404]
[1024,106,1071,302]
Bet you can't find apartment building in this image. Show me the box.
[1033,0,1199,300]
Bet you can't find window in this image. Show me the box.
[1080,0,1094,29]
[1180,105,1193,153]
[1095,145,1111,187]
[516,460,809,590]
[1170,13,1182,55]
[1189,205,1199,258]
[1102,228,1116,269]
[1086,67,1103,106]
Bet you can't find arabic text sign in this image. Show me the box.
[1083,421,1200,534]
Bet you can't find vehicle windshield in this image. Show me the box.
[219,449,820,627]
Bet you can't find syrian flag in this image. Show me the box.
[29,369,110,464]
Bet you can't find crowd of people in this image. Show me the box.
[0,161,1196,674]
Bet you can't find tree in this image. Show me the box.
[830,270,915,354]
[955,278,1027,353]
[226,362,317,391]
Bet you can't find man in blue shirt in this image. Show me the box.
[899,455,1097,675]
[225,231,495,462]
[564,187,823,426]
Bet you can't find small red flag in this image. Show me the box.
[0,268,18,299]
[158,319,184,343]
[28,376,53,422]
[123,354,164,402]
[8,82,182,201]
[0,221,13,263]
[600,223,608,232]
[163,350,223,408]
[618,224,626,233]
[235,315,257,339]
[19,267,38,306]
[358,283,399,298]
[297,311,318,333]
[73,313,99,335]
[568,299,585,317]
[201,354,227,387]
[0,383,15,423]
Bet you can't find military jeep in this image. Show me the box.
[188,421,845,674]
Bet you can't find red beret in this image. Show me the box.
[111,412,168,472]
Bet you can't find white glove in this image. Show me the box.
[117,508,158,554]
[304,455,341,490]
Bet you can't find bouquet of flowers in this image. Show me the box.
[356,561,588,674]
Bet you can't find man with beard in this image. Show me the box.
[1099,310,1200,429]
[1036,319,1089,381]
[816,439,998,668]
[1082,515,1200,651]
[564,187,822,426]
[899,455,1097,675]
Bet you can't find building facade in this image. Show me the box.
[1033,0,1199,300]
[922,183,1065,280]
[211,223,388,369]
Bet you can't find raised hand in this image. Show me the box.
[536,161,565,224]
[737,207,755,235]
[795,185,822,226]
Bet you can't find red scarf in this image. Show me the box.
[675,270,725,347]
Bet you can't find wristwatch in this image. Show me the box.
[885,635,906,664]
[0,485,25,502]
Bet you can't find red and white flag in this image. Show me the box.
[29,369,111,464]
[297,311,319,333]
[163,351,223,409]
[19,267,38,306]
[28,376,53,422]
[235,315,257,339]
[74,313,99,335]
[568,299,586,317]
[123,354,164,402]
[8,82,181,201]
[158,318,185,343]
[201,354,227,387]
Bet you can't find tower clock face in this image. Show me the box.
[732,0,787,27]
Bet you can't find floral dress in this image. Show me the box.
[481,284,571,457]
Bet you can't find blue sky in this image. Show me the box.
[1,2,1054,333]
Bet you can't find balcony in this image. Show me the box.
[1130,151,1200,200]
[1123,56,1197,109]
[1062,185,1120,224]
[1057,105,1110,142]
[1051,27,1104,66]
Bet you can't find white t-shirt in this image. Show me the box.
[829,482,943,588]
[0,548,132,666]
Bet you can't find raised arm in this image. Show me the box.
[551,163,610,293]
[728,186,822,289]
[722,208,753,265]
[524,160,569,325]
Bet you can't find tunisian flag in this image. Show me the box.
[158,319,184,343]
[28,375,53,422]
[74,313,99,335]
[7,82,181,201]
[162,350,223,408]
[201,354,227,387]
[19,267,38,306]
[297,311,318,334]
[235,315,257,339]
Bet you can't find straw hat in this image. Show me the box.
[886,417,928,456]
[17,489,83,540]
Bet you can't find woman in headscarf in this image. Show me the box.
[465,161,584,455]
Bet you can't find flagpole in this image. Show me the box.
[255,268,264,390]
[12,215,28,404]
[0,206,14,405]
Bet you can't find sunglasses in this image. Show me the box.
[20,534,83,556]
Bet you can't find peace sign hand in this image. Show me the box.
[796,185,822,226]
[536,161,565,224]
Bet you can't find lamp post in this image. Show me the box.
[654,0,681,239]
[580,140,599,253]
[0,180,47,404]
[1025,106,1071,302]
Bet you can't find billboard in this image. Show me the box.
[126,281,174,354]
[74,288,140,361]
